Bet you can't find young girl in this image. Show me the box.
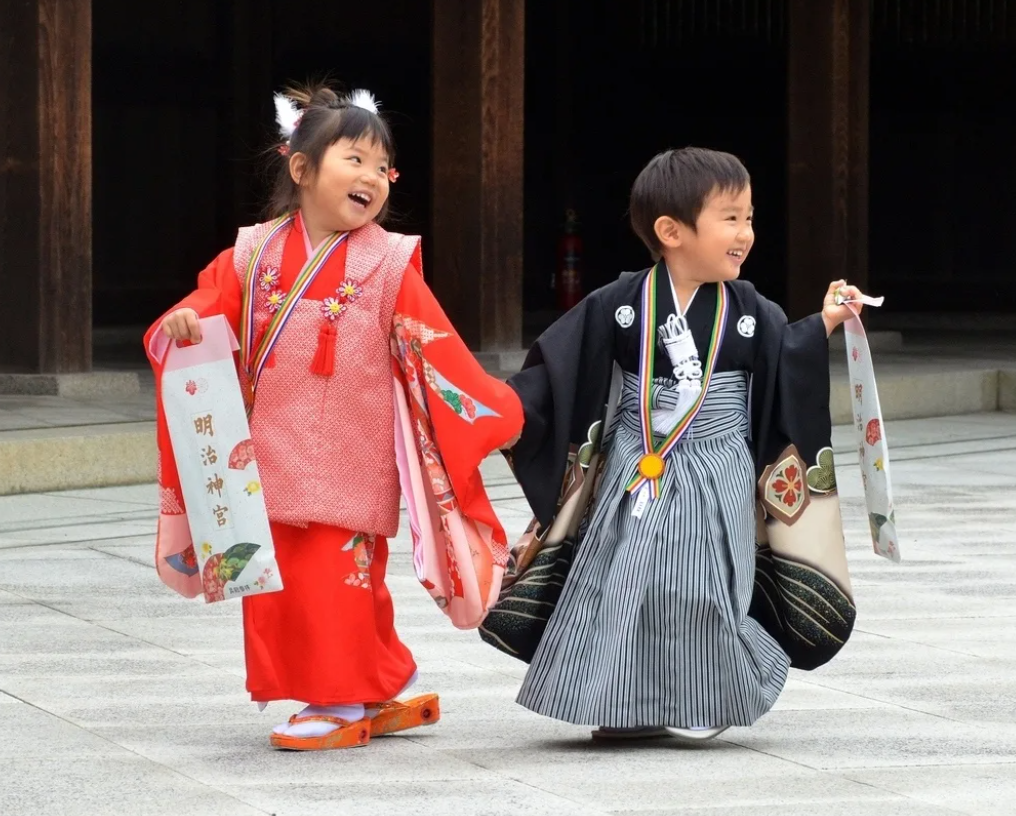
[146,83,522,751]
[483,147,863,741]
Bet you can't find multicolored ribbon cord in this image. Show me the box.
[626,265,728,505]
[239,214,349,414]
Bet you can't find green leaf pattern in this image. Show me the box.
[217,542,261,583]
[806,447,837,494]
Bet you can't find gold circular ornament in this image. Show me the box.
[638,453,666,480]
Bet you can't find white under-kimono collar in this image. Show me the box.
[665,266,699,317]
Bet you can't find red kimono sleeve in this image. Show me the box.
[143,249,243,599]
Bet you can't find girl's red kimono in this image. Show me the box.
[145,213,523,706]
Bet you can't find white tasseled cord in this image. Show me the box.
[652,276,703,436]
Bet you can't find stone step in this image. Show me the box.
[0,422,155,495]
[0,366,1011,496]
[830,364,1004,425]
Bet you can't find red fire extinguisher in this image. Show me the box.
[556,209,583,311]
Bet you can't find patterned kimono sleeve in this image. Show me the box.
[390,260,525,627]
[748,294,856,671]
[142,248,243,597]
[507,289,617,528]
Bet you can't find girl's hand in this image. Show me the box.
[821,280,864,336]
[501,433,521,451]
[161,308,202,344]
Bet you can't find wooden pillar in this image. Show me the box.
[431,0,524,352]
[0,0,92,373]
[787,0,869,319]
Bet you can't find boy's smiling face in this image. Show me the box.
[656,185,755,283]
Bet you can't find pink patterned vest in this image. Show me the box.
[233,220,419,537]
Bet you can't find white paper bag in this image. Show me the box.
[843,306,899,562]
[161,316,284,602]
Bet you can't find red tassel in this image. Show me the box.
[310,321,337,376]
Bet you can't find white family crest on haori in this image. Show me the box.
[737,315,756,338]
[615,305,635,328]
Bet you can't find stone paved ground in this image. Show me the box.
[2,413,1016,815]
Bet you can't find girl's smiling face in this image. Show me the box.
[292,137,391,233]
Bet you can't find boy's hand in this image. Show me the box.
[821,280,864,336]
[161,308,202,344]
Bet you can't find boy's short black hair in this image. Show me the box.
[629,147,750,256]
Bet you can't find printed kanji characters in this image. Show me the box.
[194,414,215,437]
[213,504,230,527]
[207,473,225,497]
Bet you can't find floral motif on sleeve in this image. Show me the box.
[759,445,812,526]
[391,314,501,425]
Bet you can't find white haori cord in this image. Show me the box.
[652,277,704,436]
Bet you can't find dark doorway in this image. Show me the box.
[523,0,789,335]
[92,0,432,329]
[870,3,1016,313]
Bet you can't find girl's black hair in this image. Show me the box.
[268,82,396,222]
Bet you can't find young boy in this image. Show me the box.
[484,147,864,741]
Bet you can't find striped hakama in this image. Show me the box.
[517,371,790,729]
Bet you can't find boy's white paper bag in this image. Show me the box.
[161,315,284,602]
[843,309,899,562]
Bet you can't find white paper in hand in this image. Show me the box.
[842,304,899,562]
[161,316,284,601]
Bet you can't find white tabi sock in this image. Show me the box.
[274,703,367,738]
[274,669,421,736]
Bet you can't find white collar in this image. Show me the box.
[666,268,698,317]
